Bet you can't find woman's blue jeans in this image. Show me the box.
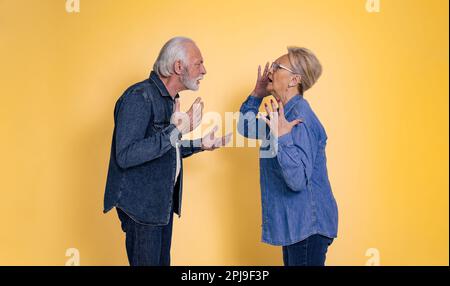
[282,234,334,266]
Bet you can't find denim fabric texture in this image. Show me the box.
[238,95,338,246]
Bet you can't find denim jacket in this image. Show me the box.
[238,95,338,246]
[104,71,203,225]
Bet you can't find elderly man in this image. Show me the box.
[104,37,230,266]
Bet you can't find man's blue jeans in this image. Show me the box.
[117,207,174,266]
[282,234,334,266]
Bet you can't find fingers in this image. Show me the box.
[263,98,279,120]
[213,132,233,148]
[175,97,204,133]
[193,107,202,122]
[223,132,233,145]
[259,113,269,125]
[185,97,202,113]
[193,97,202,105]
[290,118,303,127]
[264,103,272,119]
[201,125,218,148]
[278,100,284,117]
[174,98,180,113]
[263,62,269,78]
[270,98,277,113]
[191,97,203,130]
[268,98,279,120]
[258,62,269,81]
[208,125,219,139]
[190,97,202,113]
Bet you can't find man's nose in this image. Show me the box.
[201,64,207,75]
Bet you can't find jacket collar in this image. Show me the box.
[149,71,179,100]
[283,94,303,115]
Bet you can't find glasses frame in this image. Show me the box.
[271,62,298,74]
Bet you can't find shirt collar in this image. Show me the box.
[148,71,180,100]
[283,94,303,115]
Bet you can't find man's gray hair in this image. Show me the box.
[153,37,195,77]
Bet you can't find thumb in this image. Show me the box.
[174,98,180,113]
[291,119,303,127]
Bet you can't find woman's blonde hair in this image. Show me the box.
[287,47,322,94]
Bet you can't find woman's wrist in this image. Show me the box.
[251,90,265,99]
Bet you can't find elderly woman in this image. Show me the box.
[238,47,338,266]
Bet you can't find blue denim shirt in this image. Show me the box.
[104,71,203,225]
[238,95,338,246]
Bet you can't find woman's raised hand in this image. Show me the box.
[251,62,270,99]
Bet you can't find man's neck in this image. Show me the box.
[159,75,184,99]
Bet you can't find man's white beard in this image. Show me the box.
[181,70,202,91]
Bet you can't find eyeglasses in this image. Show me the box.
[271,62,298,74]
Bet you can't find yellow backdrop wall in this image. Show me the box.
[0,0,448,265]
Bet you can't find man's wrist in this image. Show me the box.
[169,124,183,146]
[175,124,188,136]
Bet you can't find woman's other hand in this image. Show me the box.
[259,99,303,138]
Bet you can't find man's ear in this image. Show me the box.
[174,60,184,75]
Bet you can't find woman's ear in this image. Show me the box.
[294,74,301,86]
[289,74,301,88]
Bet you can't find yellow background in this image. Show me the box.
[0,0,448,265]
